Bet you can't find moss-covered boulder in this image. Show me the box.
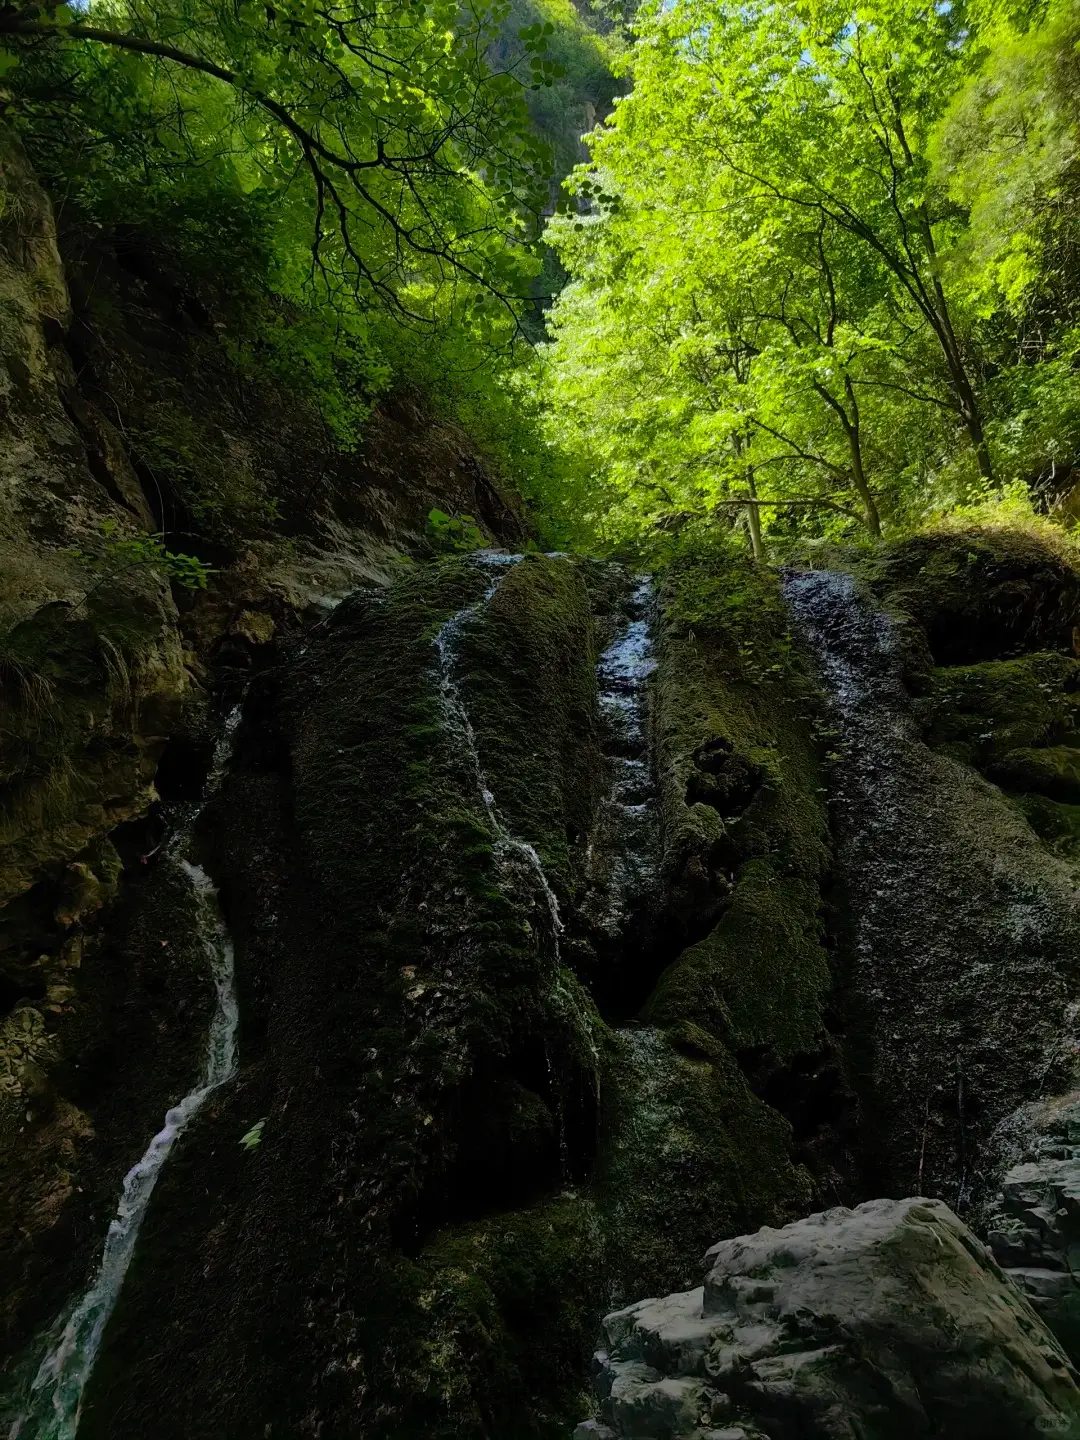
[864,527,1080,665]
[596,544,838,1304]
[989,745,1080,804]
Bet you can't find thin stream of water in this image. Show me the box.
[589,577,660,934]
[432,554,564,944]
[11,711,243,1440]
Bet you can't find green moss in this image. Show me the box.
[402,1196,606,1440]
[1013,794,1080,860]
[859,527,1080,665]
[269,555,606,1435]
[645,861,831,1059]
[587,542,832,1301]
[917,653,1080,766]
[650,545,832,1057]
[989,746,1080,804]
[595,1028,813,1301]
[458,554,602,889]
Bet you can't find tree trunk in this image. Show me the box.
[917,214,995,484]
[843,378,881,537]
[745,469,765,563]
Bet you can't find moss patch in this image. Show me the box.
[646,861,830,1059]
[916,652,1080,766]
[596,1027,814,1302]
[400,1197,606,1440]
[458,554,602,889]
[648,544,832,1063]
[78,555,610,1440]
[861,528,1080,665]
[989,746,1080,804]
[1013,794,1080,861]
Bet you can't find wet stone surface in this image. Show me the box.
[784,569,1080,1209]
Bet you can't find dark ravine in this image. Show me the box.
[7,113,1080,1440]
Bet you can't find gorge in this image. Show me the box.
[4,32,1080,1439]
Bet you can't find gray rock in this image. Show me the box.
[575,1197,1080,1438]
[574,1424,617,1440]
[986,1090,1080,1357]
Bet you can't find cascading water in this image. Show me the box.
[432,552,606,1156]
[587,577,661,936]
[10,713,243,1440]
[432,553,564,945]
[783,569,1080,1206]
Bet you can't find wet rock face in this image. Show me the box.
[580,1198,1080,1440]
[785,566,1080,1209]
[64,551,848,1440]
[75,555,612,1440]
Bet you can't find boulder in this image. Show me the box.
[580,1197,1080,1438]
[986,1090,1080,1359]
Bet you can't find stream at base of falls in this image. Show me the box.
[784,569,1080,1206]
[10,716,243,1440]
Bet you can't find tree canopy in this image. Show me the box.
[538,0,1080,553]
[3,0,1080,556]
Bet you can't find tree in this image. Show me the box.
[931,0,1080,501]
[538,0,1040,552]
[0,0,562,319]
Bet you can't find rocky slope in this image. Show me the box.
[578,1197,1080,1439]
[0,125,525,1399]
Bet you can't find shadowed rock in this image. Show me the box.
[579,1197,1080,1439]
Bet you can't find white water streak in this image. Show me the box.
[590,578,659,932]
[11,711,243,1440]
[432,556,564,944]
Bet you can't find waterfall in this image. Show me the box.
[10,712,243,1440]
[432,554,564,945]
[588,577,660,935]
[783,569,1080,1206]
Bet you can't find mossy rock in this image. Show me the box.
[989,746,1080,805]
[77,554,610,1440]
[1014,794,1080,861]
[917,652,1080,766]
[649,546,832,1058]
[595,542,835,1297]
[863,528,1080,665]
[645,859,831,1060]
[400,1196,606,1439]
[595,1027,814,1302]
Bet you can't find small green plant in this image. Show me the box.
[67,519,213,596]
[426,508,487,554]
[239,1118,267,1151]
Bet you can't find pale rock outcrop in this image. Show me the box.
[577,1197,1080,1438]
[986,1089,1080,1359]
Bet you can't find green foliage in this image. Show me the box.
[532,0,1080,553]
[0,0,619,544]
[67,520,213,593]
[426,508,488,553]
[239,1118,267,1150]
[3,0,555,317]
